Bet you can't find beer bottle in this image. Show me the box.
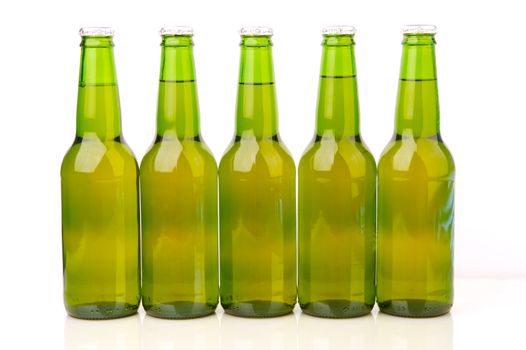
[140,27,218,318]
[298,26,376,318]
[219,27,296,317]
[61,27,140,319]
[377,25,455,317]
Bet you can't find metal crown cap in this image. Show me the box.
[322,25,356,35]
[160,26,194,36]
[240,26,273,36]
[402,24,437,34]
[79,27,114,37]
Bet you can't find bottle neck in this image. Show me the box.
[235,36,278,139]
[395,34,440,138]
[157,35,200,139]
[76,36,121,140]
[316,35,360,139]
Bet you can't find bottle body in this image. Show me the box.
[61,30,140,319]
[377,135,454,317]
[141,138,218,318]
[377,27,455,317]
[299,137,376,317]
[219,136,296,317]
[141,31,218,318]
[62,136,140,319]
[219,30,296,317]
[298,30,376,318]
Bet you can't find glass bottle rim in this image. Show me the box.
[160,26,194,36]
[402,24,437,34]
[240,26,273,36]
[322,25,356,35]
[79,27,114,37]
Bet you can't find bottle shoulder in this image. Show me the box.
[219,137,295,176]
[299,137,376,177]
[379,136,455,178]
[140,138,217,175]
[61,138,138,177]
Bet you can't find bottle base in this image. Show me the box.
[144,301,217,319]
[300,299,373,318]
[66,302,138,320]
[222,300,294,318]
[378,299,452,318]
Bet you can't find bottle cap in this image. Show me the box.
[402,24,437,34]
[322,25,356,35]
[240,26,273,36]
[79,27,114,37]
[160,26,194,36]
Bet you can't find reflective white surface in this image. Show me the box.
[142,314,220,350]
[59,279,526,350]
[65,314,141,350]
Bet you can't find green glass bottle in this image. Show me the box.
[61,27,140,319]
[298,26,376,318]
[140,27,218,319]
[219,27,296,317]
[377,25,455,317]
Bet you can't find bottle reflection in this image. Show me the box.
[142,313,220,350]
[220,312,297,350]
[64,314,140,350]
[298,312,375,350]
[375,313,453,350]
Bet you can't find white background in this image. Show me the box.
[0,0,525,348]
